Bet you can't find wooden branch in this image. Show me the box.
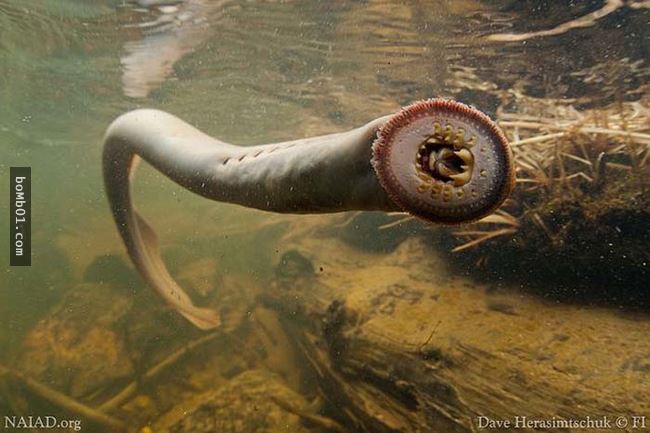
[99,331,220,412]
[269,395,346,433]
[0,364,125,431]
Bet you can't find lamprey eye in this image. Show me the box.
[372,99,514,224]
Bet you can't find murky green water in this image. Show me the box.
[1,1,648,432]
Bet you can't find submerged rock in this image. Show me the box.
[176,257,219,298]
[154,369,311,433]
[16,283,134,399]
[83,254,138,289]
[275,250,315,280]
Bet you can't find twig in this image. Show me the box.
[378,215,415,230]
[501,121,650,143]
[0,364,125,431]
[509,132,565,147]
[269,395,346,433]
[452,228,517,252]
[560,152,593,167]
[417,320,442,354]
[99,331,220,412]
[330,211,363,228]
[532,213,554,241]
[564,172,594,182]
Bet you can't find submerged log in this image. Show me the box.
[262,231,650,433]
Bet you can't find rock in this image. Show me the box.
[122,395,159,427]
[83,254,138,290]
[154,370,311,433]
[176,257,219,298]
[274,250,315,280]
[15,283,134,399]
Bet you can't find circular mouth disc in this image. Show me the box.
[372,99,514,225]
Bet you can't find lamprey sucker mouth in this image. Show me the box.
[416,124,475,187]
[372,99,514,224]
[103,99,513,329]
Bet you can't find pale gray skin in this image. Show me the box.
[103,109,398,329]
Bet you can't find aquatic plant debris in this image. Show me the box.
[450,93,649,295]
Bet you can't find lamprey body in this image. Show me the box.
[103,99,514,329]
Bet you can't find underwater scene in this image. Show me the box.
[1,0,649,432]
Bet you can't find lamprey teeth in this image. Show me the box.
[437,148,454,160]
[449,170,472,187]
[453,129,465,149]
[454,148,473,165]
[443,125,453,141]
[428,155,437,172]
[425,136,442,145]
[436,162,456,178]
